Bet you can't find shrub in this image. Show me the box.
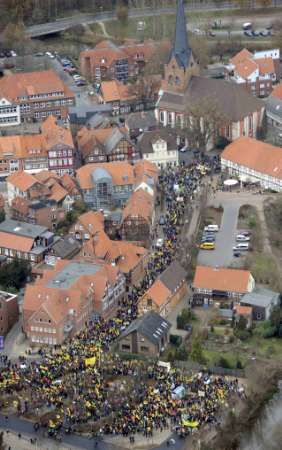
[236,360,243,369]
[175,346,189,361]
[248,216,257,229]
[170,334,182,347]
[217,356,231,369]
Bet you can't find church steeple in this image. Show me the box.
[171,0,191,69]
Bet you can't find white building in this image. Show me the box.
[138,129,179,168]
[0,97,21,127]
[221,136,282,192]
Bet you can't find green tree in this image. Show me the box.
[190,337,206,364]
[0,259,31,291]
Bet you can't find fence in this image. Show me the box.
[174,360,245,378]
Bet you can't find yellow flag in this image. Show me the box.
[85,356,96,367]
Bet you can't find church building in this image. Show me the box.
[155,0,265,148]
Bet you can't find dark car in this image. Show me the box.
[252,30,260,37]
[201,237,215,243]
[244,30,253,37]
[234,251,241,257]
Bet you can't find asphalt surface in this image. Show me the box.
[0,414,189,450]
[198,193,241,268]
[26,1,282,37]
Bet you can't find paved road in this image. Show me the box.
[26,1,282,37]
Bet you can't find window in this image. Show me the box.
[122,344,130,350]
[140,346,149,352]
[147,298,152,307]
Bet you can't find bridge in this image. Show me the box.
[26,1,282,38]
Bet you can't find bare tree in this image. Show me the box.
[182,95,227,151]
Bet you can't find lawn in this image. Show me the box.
[203,348,247,369]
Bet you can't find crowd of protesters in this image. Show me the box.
[0,159,242,443]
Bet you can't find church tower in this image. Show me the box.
[163,0,199,93]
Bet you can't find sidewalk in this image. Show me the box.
[103,428,172,449]
[1,430,78,450]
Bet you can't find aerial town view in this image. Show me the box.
[0,0,282,449]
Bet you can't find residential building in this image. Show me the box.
[70,211,148,286]
[221,137,282,192]
[80,39,158,82]
[121,189,155,245]
[68,104,112,133]
[266,83,282,133]
[240,287,280,321]
[138,128,179,168]
[23,259,126,345]
[0,291,19,336]
[7,170,80,228]
[0,116,75,178]
[0,219,57,264]
[133,160,159,197]
[76,161,134,209]
[48,235,81,260]
[0,70,75,122]
[77,126,140,165]
[125,110,158,138]
[41,116,76,175]
[233,305,253,329]
[117,311,171,356]
[99,77,159,116]
[225,48,280,97]
[155,0,264,148]
[139,261,187,317]
[192,265,255,305]
[0,97,21,127]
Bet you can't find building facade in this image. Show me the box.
[0,70,75,122]
[138,128,179,168]
[23,259,126,345]
[0,97,21,127]
[76,162,134,210]
[0,291,19,336]
[225,48,280,98]
[221,137,282,192]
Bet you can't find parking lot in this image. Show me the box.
[197,191,265,268]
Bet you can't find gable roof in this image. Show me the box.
[119,311,171,346]
[230,48,253,65]
[193,265,251,293]
[0,231,34,252]
[235,59,258,79]
[122,188,154,224]
[143,279,171,307]
[7,171,39,192]
[138,128,178,154]
[256,57,275,75]
[100,80,135,103]
[76,162,134,190]
[160,260,186,293]
[221,137,282,181]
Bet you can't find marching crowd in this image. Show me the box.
[0,160,242,443]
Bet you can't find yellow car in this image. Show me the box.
[200,242,215,250]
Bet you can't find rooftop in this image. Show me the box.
[242,287,280,308]
[0,219,48,238]
[119,311,171,346]
[46,261,100,290]
[193,265,252,293]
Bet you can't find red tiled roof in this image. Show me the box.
[193,265,252,293]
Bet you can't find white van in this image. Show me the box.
[204,224,219,232]
[236,234,250,242]
[233,243,249,251]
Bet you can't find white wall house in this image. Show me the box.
[138,129,179,168]
[0,98,21,127]
[221,137,282,192]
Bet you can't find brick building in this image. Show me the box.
[225,48,280,98]
[0,70,75,122]
[118,311,171,356]
[77,126,140,165]
[23,259,126,345]
[0,116,75,178]
[155,0,265,148]
[80,39,158,82]
[70,211,148,286]
[138,261,187,317]
[0,291,19,336]
[0,219,57,264]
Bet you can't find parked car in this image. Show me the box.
[204,224,219,232]
[243,22,252,30]
[252,30,260,37]
[34,52,44,57]
[200,242,215,250]
[45,51,55,59]
[201,236,215,243]
[233,243,249,251]
[233,251,241,257]
[236,234,250,242]
[156,238,164,248]
[244,30,253,37]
